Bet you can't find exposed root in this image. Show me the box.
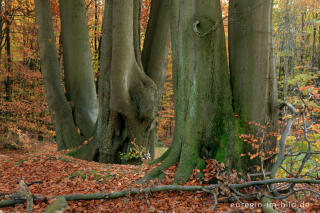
[147,145,171,165]
[138,152,179,183]
[173,157,204,184]
[66,139,98,161]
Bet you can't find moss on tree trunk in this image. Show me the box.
[143,0,277,183]
[229,0,277,172]
[143,0,240,184]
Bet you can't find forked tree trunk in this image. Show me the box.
[228,0,278,172]
[35,0,83,150]
[73,0,170,163]
[143,0,237,184]
[59,0,98,138]
[35,0,170,161]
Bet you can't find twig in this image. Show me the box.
[230,178,320,189]
[26,180,43,187]
[262,188,320,200]
[295,101,311,178]
[202,189,218,210]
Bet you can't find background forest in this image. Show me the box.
[0,0,320,212]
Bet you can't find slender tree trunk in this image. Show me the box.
[283,57,288,102]
[141,0,171,156]
[5,14,11,102]
[94,0,98,53]
[144,0,237,184]
[0,1,2,59]
[59,0,98,138]
[312,13,317,70]
[228,0,278,172]
[318,24,320,70]
[35,0,83,150]
[300,12,305,66]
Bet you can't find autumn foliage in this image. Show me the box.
[0,0,320,212]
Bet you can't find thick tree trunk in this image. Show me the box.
[35,0,83,150]
[77,0,170,164]
[144,0,237,184]
[59,0,98,138]
[228,0,278,172]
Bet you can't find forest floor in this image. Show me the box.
[0,139,319,213]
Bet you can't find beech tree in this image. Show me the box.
[59,0,99,138]
[35,0,277,179]
[35,0,83,150]
[228,0,278,171]
[92,0,170,163]
[144,0,277,183]
[35,0,98,150]
[35,0,170,162]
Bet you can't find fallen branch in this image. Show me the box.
[62,184,218,200]
[1,179,320,210]
[230,178,320,190]
[0,195,44,208]
[0,184,218,207]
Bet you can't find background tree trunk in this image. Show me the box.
[4,10,11,102]
[59,0,98,138]
[35,0,83,150]
[0,0,2,58]
[228,0,278,172]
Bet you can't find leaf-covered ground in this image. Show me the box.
[0,140,319,213]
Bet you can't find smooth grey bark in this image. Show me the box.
[35,0,82,150]
[229,0,278,171]
[142,0,170,93]
[141,0,171,155]
[87,0,170,163]
[59,0,98,138]
[143,0,236,184]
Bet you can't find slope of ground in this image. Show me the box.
[0,140,319,213]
